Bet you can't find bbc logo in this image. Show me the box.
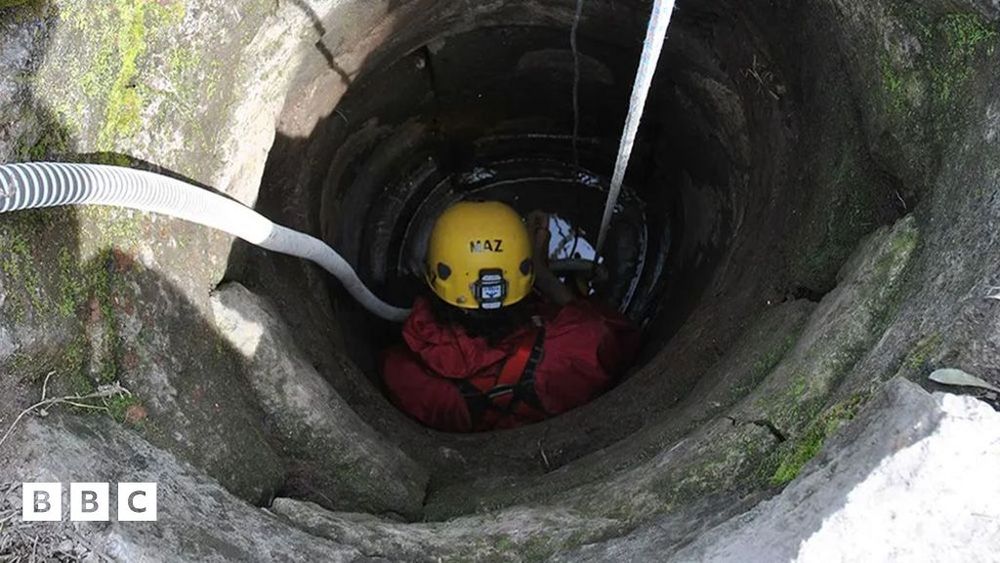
[22,482,157,522]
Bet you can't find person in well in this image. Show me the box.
[381,201,638,432]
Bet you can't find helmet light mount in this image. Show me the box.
[473,268,507,310]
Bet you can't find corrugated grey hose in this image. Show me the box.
[0,162,411,322]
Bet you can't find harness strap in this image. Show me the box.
[514,330,547,412]
[489,327,541,410]
[453,322,548,428]
[453,379,491,427]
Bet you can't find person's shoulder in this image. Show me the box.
[404,295,438,328]
[542,299,604,335]
[382,343,415,361]
[548,298,603,320]
[381,343,426,374]
[546,299,638,335]
[410,294,433,314]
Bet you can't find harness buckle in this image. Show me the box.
[485,385,516,399]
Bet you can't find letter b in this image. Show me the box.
[35,490,50,512]
[70,483,109,521]
[22,483,62,521]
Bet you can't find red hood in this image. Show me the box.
[402,297,511,377]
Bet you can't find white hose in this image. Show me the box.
[595,0,675,253]
[0,162,411,322]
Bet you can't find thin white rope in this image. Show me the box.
[570,0,585,166]
[595,0,676,254]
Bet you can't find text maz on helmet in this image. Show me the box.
[470,239,504,252]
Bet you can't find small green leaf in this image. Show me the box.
[929,368,1000,393]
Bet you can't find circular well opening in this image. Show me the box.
[231,0,751,484]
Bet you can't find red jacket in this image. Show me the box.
[382,296,639,432]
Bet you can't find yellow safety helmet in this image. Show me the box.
[425,201,535,310]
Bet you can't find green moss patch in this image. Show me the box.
[897,332,942,377]
[105,393,144,423]
[730,334,797,401]
[883,9,998,113]
[19,121,73,161]
[55,0,187,151]
[931,13,998,105]
[940,14,997,58]
[788,139,887,293]
[0,205,144,409]
[0,209,77,322]
[770,393,868,485]
[880,54,908,116]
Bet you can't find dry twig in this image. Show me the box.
[538,439,551,471]
[0,382,131,451]
[742,55,781,100]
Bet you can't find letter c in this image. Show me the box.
[128,490,147,513]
